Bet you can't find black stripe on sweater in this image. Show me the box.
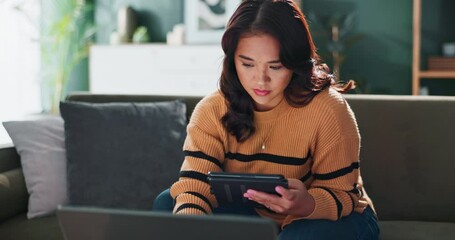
[300,170,312,182]
[185,191,213,209]
[175,203,207,214]
[179,171,209,184]
[184,150,223,170]
[318,187,343,220]
[225,152,309,166]
[313,162,360,180]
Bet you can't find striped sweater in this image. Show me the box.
[170,87,373,227]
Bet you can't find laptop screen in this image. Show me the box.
[57,205,278,240]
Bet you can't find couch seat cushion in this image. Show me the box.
[379,221,455,240]
[0,213,62,240]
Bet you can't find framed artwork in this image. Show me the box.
[185,0,241,44]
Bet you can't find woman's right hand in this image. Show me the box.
[243,178,315,217]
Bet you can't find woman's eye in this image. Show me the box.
[242,63,253,68]
[270,65,283,70]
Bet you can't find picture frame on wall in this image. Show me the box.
[185,0,241,44]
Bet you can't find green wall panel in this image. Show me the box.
[303,0,413,94]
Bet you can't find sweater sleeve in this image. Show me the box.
[169,95,226,215]
[283,95,363,225]
[305,135,361,220]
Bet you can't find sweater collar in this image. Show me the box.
[253,98,289,123]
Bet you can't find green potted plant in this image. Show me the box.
[41,0,95,113]
[307,12,365,85]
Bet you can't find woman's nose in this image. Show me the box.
[257,68,270,85]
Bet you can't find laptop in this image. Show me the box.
[57,205,278,240]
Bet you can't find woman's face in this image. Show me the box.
[234,33,293,111]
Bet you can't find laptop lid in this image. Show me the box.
[57,205,278,240]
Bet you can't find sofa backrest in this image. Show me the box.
[67,92,455,222]
[345,94,455,222]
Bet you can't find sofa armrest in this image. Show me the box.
[0,146,28,222]
[0,168,28,222]
[0,146,21,173]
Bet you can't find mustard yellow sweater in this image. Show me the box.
[170,87,373,227]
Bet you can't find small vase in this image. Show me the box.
[117,6,137,43]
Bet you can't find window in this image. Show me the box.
[0,0,41,144]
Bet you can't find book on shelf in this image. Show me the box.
[427,57,455,71]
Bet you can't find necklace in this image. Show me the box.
[256,98,286,150]
[259,120,276,150]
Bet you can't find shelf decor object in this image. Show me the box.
[184,0,240,44]
[442,42,455,57]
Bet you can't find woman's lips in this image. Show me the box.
[254,89,271,96]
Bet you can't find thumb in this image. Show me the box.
[275,178,303,200]
[287,178,306,190]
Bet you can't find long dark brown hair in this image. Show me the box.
[219,0,354,142]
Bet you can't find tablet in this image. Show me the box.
[207,172,288,208]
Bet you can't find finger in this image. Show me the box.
[245,189,281,205]
[275,185,293,200]
[265,201,288,214]
[245,189,273,199]
[275,179,303,200]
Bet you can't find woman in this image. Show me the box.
[154,0,379,239]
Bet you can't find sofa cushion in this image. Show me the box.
[60,101,186,210]
[0,213,62,240]
[379,221,455,240]
[2,117,68,219]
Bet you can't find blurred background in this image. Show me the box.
[1,0,454,143]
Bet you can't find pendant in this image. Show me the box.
[262,144,266,150]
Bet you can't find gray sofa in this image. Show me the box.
[1,92,454,240]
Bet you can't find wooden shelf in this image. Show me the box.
[419,71,455,79]
[412,0,455,95]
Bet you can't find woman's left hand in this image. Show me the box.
[243,178,315,217]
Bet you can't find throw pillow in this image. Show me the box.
[60,100,186,210]
[2,116,68,218]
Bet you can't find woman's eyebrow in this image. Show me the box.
[238,54,281,63]
[238,55,254,61]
